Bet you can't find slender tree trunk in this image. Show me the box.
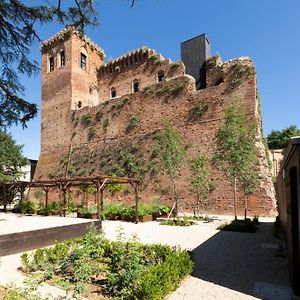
[244,194,248,220]
[196,194,200,218]
[234,177,237,220]
[172,178,178,217]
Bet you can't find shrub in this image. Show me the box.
[19,226,193,300]
[149,53,162,65]
[160,218,193,227]
[217,218,258,233]
[23,201,37,214]
[95,110,103,121]
[156,83,185,98]
[81,113,92,126]
[88,127,96,140]
[127,114,139,130]
[170,61,181,69]
[190,102,208,120]
[135,249,193,299]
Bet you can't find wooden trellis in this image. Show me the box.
[0,176,140,222]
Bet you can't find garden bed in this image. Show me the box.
[217,217,259,233]
[17,225,193,300]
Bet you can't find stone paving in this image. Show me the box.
[0,214,292,299]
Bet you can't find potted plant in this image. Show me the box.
[77,205,98,219]
[103,202,125,220]
[48,202,62,216]
[23,201,38,215]
[151,204,172,220]
[121,205,136,222]
[137,205,153,222]
[37,204,50,216]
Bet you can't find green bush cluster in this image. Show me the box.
[103,201,171,220]
[217,217,259,233]
[156,83,185,98]
[20,225,193,299]
[160,217,194,227]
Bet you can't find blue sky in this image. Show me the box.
[8,0,300,159]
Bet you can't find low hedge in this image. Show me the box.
[20,225,193,300]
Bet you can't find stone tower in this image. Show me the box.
[35,27,105,178]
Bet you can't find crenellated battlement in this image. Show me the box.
[98,48,158,77]
[40,26,105,58]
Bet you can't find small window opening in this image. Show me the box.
[111,87,116,98]
[80,53,87,70]
[49,57,54,72]
[60,51,65,67]
[77,101,82,108]
[158,70,165,82]
[133,79,139,93]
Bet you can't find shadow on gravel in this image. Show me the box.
[191,222,290,297]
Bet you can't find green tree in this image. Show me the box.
[213,99,259,219]
[189,152,214,217]
[156,121,186,215]
[0,0,133,128]
[266,125,300,149]
[0,129,28,182]
[0,129,28,209]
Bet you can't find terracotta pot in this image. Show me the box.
[139,215,153,222]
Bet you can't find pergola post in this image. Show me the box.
[3,187,7,213]
[20,186,25,215]
[42,186,51,208]
[96,182,100,220]
[83,186,88,208]
[100,189,104,221]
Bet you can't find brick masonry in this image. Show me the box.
[33,27,276,216]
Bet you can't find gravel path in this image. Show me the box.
[0,214,292,299]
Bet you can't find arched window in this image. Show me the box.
[157,70,165,82]
[133,79,139,93]
[77,101,82,108]
[111,87,116,98]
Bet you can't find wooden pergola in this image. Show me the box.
[0,176,140,222]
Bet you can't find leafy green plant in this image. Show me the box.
[190,102,208,120]
[160,218,193,227]
[149,53,162,65]
[103,118,109,130]
[95,110,103,121]
[127,113,139,130]
[170,61,181,69]
[213,99,259,219]
[217,218,258,233]
[81,113,92,126]
[156,121,186,215]
[23,201,37,214]
[156,83,185,98]
[88,127,96,140]
[189,152,214,217]
[98,50,105,61]
[19,225,193,300]
[107,182,124,195]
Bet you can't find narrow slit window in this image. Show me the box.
[49,57,54,72]
[60,51,65,67]
[80,53,87,70]
[133,79,139,93]
[158,70,165,82]
[111,87,116,98]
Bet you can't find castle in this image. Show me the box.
[34,27,276,216]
